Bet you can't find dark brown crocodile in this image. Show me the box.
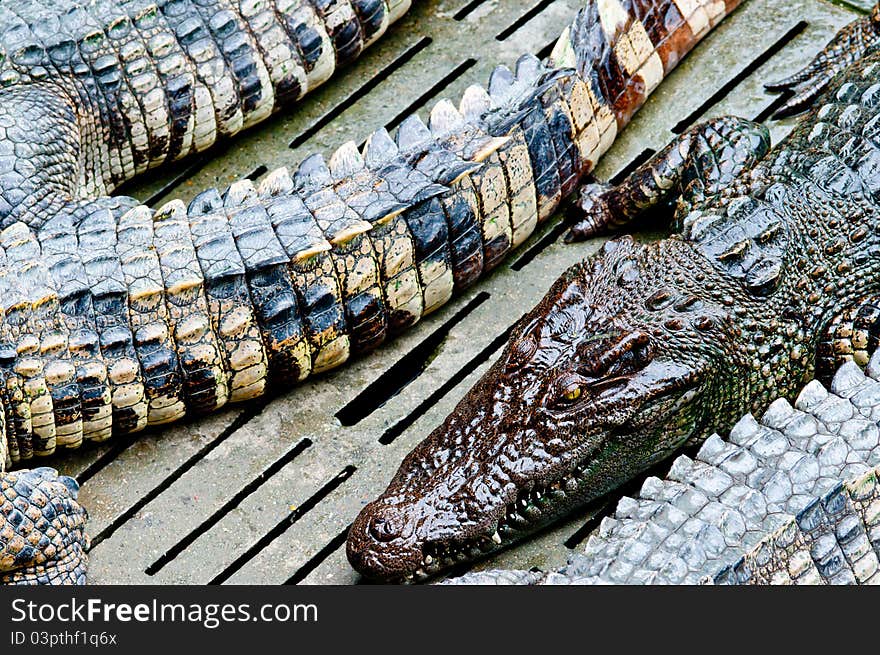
[0,0,742,584]
[346,4,880,583]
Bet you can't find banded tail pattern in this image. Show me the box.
[0,0,741,584]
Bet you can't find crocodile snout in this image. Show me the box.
[347,499,423,582]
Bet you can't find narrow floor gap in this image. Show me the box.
[562,501,610,550]
[208,466,357,585]
[752,89,795,123]
[496,0,559,42]
[510,220,569,272]
[140,153,213,207]
[383,59,479,135]
[536,37,558,61]
[144,438,313,576]
[379,323,516,445]
[285,525,351,585]
[453,0,490,21]
[336,292,491,426]
[289,37,433,151]
[75,435,139,486]
[671,21,808,134]
[610,148,657,185]
[86,399,271,550]
[245,164,268,181]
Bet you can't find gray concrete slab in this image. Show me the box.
[40,0,864,584]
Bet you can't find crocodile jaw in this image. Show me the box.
[347,367,707,582]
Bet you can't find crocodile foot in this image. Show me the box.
[0,468,89,585]
[766,4,880,119]
[564,181,616,242]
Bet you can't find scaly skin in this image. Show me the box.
[0,0,413,228]
[0,0,416,586]
[446,359,880,585]
[0,0,742,584]
[347,4,880,583]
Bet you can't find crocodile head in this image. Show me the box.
[348,235,754,582]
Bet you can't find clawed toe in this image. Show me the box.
[564,182,615,242]
[765,12,880,118]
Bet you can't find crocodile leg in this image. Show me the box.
[767,2,880,119]
[565,116,771,242]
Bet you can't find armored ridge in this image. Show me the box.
[0,0,743,585]
[446,358,880,585]
[346,6,880,583]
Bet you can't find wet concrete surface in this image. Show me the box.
[43,0,866,584]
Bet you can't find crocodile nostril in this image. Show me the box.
[369,515,405,543]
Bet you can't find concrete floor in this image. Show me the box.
[46,0,868,584]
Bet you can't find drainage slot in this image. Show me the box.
[208,465,357,584]
[336,292,491,426]
[382,59,479,134]
[496,0,559,41]
[145,438,313,576]
[379,323,516,445]
[510,219,569,272]
[671,21,808,134]
[453,0,491,21]
[245,164,268,181]
[285,526,351,585]
[289,37,433,150]
[87,399,270,550]
[752,89,795,123]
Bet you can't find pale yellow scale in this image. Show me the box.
[153,200,230,412]
[1,224,60,457]
[291,253,351,373]
[498,129,538,247]
[469,152,512,262]
[284,0,336,92]
[188,215,269,404]
[117,206,187,426]
[549,28,619,169]
[240,0,310,105]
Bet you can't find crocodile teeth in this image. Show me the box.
[491,531,502,544]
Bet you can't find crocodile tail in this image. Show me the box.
[550,0,742,132]
[0,2,748,467]
[0,0,415,229]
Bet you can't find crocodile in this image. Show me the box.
[0,0,743,585]
[346,5,880,583]
[445,359,880,585]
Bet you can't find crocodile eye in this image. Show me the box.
[550,374,588,409]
